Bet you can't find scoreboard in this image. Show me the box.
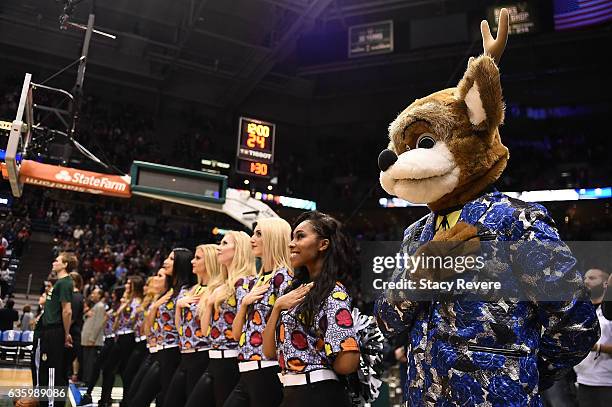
[236,117,275,178]
[487,3,538,35]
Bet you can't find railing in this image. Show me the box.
[26,273,32,300]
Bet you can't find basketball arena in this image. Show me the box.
[1,1,611,406]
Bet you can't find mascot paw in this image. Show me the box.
[412,222,481,281]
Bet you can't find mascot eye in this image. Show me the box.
[416,133,436,149]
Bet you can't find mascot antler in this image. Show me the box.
[481,8,509,64]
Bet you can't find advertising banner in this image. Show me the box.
[15,160,131,198]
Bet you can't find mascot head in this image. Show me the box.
[379,10,510,212]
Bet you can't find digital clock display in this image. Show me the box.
[237,117,275,165]
[237,159,269,177]
[236,117,275,178]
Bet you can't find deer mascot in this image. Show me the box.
[375,9,599,406]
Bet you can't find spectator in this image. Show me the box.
[0,234,8,259]
[0,299,18,331]
[13,226,30,257]
[574,268,612,406]
[20,304,34,330]
[80,288,105,390]
[0,261,10,298]
[58,210,70,225]
[73,225,84,240]
[83,277,99,300]
[114,261,128,282]
[603,273,612,321]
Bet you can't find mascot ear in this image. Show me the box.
[456,8,508,132]
[456,56,504,132]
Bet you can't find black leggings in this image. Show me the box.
[116,333,136,392]
[280,380,350,407]
[120,340,147,406]
[157,346,182,406]
[100,333,135,403]
[129,352,162,407]
[223,365,283,407]
[163,350,210,407]
[185,357,239,407]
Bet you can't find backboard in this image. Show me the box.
[4,73,34,197]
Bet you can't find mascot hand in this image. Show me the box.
[410,222,481,282]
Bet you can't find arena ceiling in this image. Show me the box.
[0,0,610,125]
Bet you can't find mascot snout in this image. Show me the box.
[378,149,398,172]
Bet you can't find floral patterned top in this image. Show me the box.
[155,287,186,347]
[103,306,115,338]
[276,282,359,374]
[133,303,146,338]
[116,298,140,333]
[236,268,294,361]
[208,282,239,350]
[178,284,209,350]
[145,303,158,350]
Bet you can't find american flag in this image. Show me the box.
[554,0,612,30]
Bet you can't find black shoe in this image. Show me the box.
[78,393,92,406]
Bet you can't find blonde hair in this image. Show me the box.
[138,276,156,313]
[254,218,292,286]
[196,244,223,319]
[214,231,256,311]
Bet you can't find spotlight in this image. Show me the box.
[244,180,250,185]
[267,185,273,191]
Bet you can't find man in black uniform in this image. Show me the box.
[33,252,78,407]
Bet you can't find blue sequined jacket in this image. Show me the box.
[375,191,600,406]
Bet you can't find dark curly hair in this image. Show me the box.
[287,211,357,328]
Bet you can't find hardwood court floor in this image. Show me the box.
[0,366,32,387]
[0,367,129,407]
[0,367,32,407]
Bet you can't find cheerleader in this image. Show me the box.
[120,276,155,406]
[185,232,256,407]
[262,211,360,407]
[224,218,294,407]
[153,248,195,406]
[129,268,172,407]
[110,275,144,402]
[163,244,222,406]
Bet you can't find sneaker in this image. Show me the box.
[78,393,92,406]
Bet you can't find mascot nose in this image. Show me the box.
[378,149,398,172]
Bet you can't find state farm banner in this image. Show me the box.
[18,160,131,198]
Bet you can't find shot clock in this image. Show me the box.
[236,116,275,178]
